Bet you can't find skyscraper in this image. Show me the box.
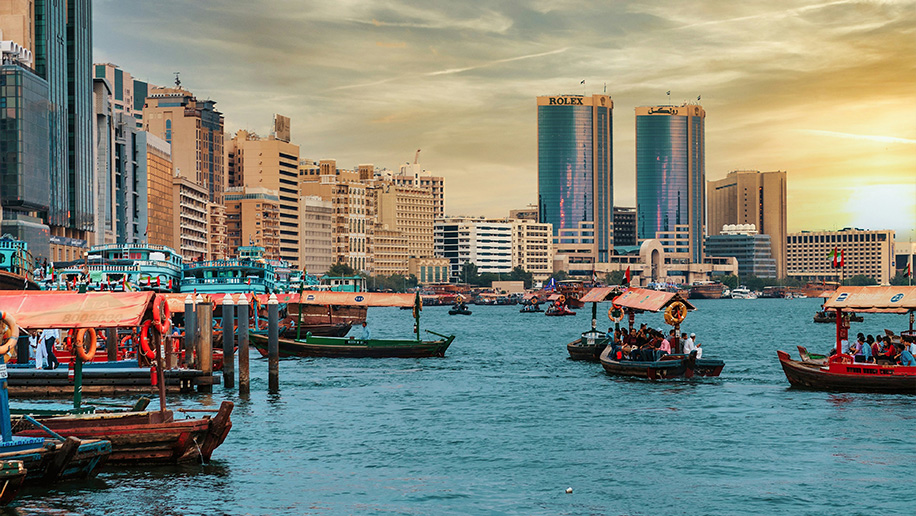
[635,103,706,263]
[537,94,613,262]
[707,170,788,277]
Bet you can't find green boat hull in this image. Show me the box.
[249,332,455,358]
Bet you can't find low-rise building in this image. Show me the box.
[787,228,895,284]
[705,224,777,278]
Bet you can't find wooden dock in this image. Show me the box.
[7,364,219,396]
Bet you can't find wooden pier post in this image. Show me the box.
[106,328,118,362]
[267,293,279,392]
[197,300,213,393]
[237,293,250,396]
[184,295,196,367]
[222,294,235,388]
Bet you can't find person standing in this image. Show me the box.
[361,321,370,341]
[34,330,47,369]
[42,328,60,369]
[682,332,696,355]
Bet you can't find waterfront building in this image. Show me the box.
[224,187,280,261]
[207,203,227,261]
[585,240,737,287]
[708,170,788,278]
[434,217,513,282]
[143,85,225,204]
[537,94,613,261]
[299,195,333,275]
[613,207,637,246]
[786,228,895,284]
[635,103,706,263]
[65,0,93,236]
[145,134,174,249]
[408,256,450,285]
[92,77,115,244]
[511,219,553,283]
[395,161,445,219]
[552,221,597,278]
[509,205,538,222]
[373,170,437,263]
[171,175,209,261]
[894,242,914,278]
[705,224,777,278]
[372,227,409,276]
[93,63,155,130]
[226,123,300,267]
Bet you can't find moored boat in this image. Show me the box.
[0,460,26,506]
[813,310,863,324]
[0,237,40,291]
[688,281,726,299]
[777,286,916,394]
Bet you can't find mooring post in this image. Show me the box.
[107,327,118,361]
[268,293,279,392]
[237,293,250,395]
[197,300,213,393]
[222,294,235,388]
[184,295,196,367]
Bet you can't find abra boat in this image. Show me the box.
[777,286,916,394]
[448,303,472,316]
[598,288,725,380]
[813,310,863,324]
[250,292,455,358]
[180,246,291,295]
[0,460,26,506]
[565,287,622,360]
[0,237,39,291]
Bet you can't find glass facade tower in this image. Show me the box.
[67,0,93,231]
[635,104,706,263]
[0,66,51,213]
[537,94,613,262]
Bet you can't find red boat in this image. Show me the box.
[777,286,916,394]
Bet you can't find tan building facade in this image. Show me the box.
[299,195,333,275]
[708,170,788,277]
[227,128,300,267]
[0,2,33,52]
[512,219,553,282]
[207,203,227,260]
[409,257,451,285]
[145,134,173,249]
[143,87,225,204]
[224,187,281,261]
[372,228,409,276]
[396,162,445,219]
[374,176,436,261]
[172,175,209,261]
[786,228,895,284]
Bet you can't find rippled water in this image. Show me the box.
[8,298,914,515]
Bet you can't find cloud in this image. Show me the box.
[799,130,916,145]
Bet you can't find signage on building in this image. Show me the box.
[547,97,584,105]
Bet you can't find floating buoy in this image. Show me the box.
[565,487,573,494]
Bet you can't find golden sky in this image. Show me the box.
[94,0,916,240]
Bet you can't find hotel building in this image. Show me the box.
[145,134,174,249]
[224,187,280,260]
[786,228,895,284]
[434,217,513,282]
[299,195,333,275]
[635,103,706,263]
[537,94,613,262]
[172,175,209,261]
[511,219,553,282]
[708,170,788,278]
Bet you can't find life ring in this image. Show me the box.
[0,311,19,355]
[120,335,132,348]
[152,296,171,334]
[558,295,566,304]
[530,296,539,304]
[664,301,687,326]
[74,328,98,361]
[608,305,624,322]
[139,320,156,360]
[829,353,853,365]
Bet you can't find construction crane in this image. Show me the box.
[414,149,420,164]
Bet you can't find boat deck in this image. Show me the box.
[7,365,219,396]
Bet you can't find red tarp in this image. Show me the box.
[823,286,916,314]
[0,291,154,329]
[612,288,695,313]
[580,287,624,303]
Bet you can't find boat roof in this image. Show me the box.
[611,287,695,312]
[160,291,416,311]
[0,291,154,328]
[580,287,625,303]
[822,286,916,313]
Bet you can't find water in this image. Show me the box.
[8,298,914,515]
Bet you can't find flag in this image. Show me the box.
[625,266,631,284]
[839,249,845,268]
[545,277,557,291]
[168,278,173,290]
[156,276,161,288]
[831,247,838,268]
[592,270,598,283]
[906,261,911,278]
[247,278,251,286]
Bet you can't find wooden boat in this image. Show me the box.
[519,304,542,313]
[813,310,863,323]
[250,292,456,358]
[567,330,610,361]
[688,281,726,299]
[13,400,233,464]
[777,286,916,394]
[0,461,26,506]
[0,428,110,483]
[545,305,575,316]
[0,238,40,291]
[597,287,725,380]
[448,304,472,315]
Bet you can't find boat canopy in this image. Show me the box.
[159,291,416,311]
[580,287,625,303]
[0,291,154,329]
[612,287,695,313]
[822,286,916,314]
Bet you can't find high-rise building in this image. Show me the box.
[299,195,332,275]
[224,187,280,260]
[537,94,613,261]
[92,77,115,244]
[635,103,706,263]
[395,161,445,219]
[172,175,209,261]
[434,217,513,282]
[708,170,788,278]
[66,0,93,233]
[93,63,155,130]
[613,207,637,246]
[226,126,300,266]
[144,86,225,204]
[373,170,437,262]
[145,134,173,248]
[510,219,553,282]
[207,203,227,260]
[787,228,895,284]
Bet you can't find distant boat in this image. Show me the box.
[0,237,39,291]
[688,281,726,299]
[730,287,758,299]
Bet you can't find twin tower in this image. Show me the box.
[537,95,706,264]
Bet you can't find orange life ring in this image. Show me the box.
[0,311,18,355]
[558,295,566,304]
[74,328,98,361]
[140,320,156,360]
[608,304,624,322]
[152,295,171,334]
[120,334,132,348]
[664,302,687,325]
[530,296,539,304]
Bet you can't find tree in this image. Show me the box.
[328,262,356,277]
[547,270,568,283]
[605,270,625,285]
[459,262,479,285]
[720,274,739,289]
[843,275,877,286]
[889,272,911,286]
[509,266,534,289]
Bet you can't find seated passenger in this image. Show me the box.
[895,342,916,366]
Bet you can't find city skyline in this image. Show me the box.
[94,1,916,240]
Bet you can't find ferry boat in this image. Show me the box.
[688,281,726,299]
[0,236,39,290]
[78,244,182,292]
[180,246,291,295]
[730,286,758,299]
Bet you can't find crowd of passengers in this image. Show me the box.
[832,332,916,366]
[603,324,702,362]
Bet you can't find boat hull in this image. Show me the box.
[0,461,26,506]
[567,332,610,361]
[777,351,916,394]
[599,350,724,380]
[0,437,110,483]
[250,332,454,358]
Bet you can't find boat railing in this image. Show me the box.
[181,277,270,286]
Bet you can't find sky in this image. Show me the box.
[93,0,916,241]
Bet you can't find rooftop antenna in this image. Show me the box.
[414,149,420,164]
[174,71,181,88]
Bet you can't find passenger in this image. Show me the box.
[870,336,882,357]
[683,333,697,355]
[849,334,865,356]
[692,333,703,358]
[360,321,370,340]
[894,342,916,366]
[658,329,671,356]
[907,336,916,357]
